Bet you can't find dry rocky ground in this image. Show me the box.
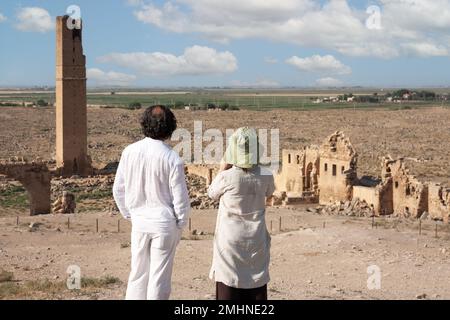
[0,106,449,183]
[1,105,450,300]
[1,208,450,300]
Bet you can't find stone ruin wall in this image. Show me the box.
[185,165,218,186]
[318,132,358,205]
[384,158,429,218]
[274,147,320,198]
[0,158,51,215]
[428,184,450,223]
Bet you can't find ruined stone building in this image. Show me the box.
[318,132,358,205]
[384,157,428,218]
[353,157,428,218]
[274,132,357,205]
[274,131,449,222]
[56,15,92,177]
[274,147,320,203]
[428,184,450,223]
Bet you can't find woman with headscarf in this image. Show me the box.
[208,127,275,300]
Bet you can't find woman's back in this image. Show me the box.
[208,166,275,215]
[208,165,275,290]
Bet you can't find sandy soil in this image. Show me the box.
[1,207,449,300]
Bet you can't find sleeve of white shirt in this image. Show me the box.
[113,152,131,220]
[170,160,191,229]
[208,172,226,201]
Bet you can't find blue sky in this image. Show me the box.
[1,0,450,88]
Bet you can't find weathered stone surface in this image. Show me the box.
[52,191,76,214]
[186,173,219,210]
[318,199,375,217]
[0,160,51,215]
[319,131,358,205]
[55,15,92,177]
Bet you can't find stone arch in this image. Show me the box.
[0,160,51,215]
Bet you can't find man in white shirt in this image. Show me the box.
[113,105,190,300]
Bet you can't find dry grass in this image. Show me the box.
[81,276,122,288]
[0,270,14,283]
[0,274,122,300]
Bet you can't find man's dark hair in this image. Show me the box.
[140,105,177,140]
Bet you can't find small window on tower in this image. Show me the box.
[332,165,337,176]
[288,154,291,164]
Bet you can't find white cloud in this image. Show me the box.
[0,13,7,23]
[401,42,449,57]
[87,68,136,86]
[131,0,450,58]
[15,7,53,33]
[286,55,351,75]
[315,77,343,87]
[230,78,280,88]
[98,45,238,76]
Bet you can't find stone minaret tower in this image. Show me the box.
[55,16,92,177]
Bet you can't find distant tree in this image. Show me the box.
[174,101,185,109]
[392,89,411,99]
[128,102,142,110]
[416,90,436,101]
[220,103,230,110]
[36,99,48,107]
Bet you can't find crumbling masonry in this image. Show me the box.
[275,131,450,222]
[55,15,92,177]
[0,159,51,215]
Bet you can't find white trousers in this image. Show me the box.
[125,229,182,300]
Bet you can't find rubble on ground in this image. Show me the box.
[186,174,218,210]
[310,198,376,217]
[52,191,76,214]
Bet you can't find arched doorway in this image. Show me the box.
[0,162,51,215]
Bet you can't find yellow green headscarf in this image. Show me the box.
[224,127,260,169]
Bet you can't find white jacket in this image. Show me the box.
[208,166,275,289]
[113,138,191,233]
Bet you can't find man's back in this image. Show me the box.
[113,137,190,233]
[114,105,189,300]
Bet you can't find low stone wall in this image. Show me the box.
[185,165,218,186]
[429,184,450,223]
